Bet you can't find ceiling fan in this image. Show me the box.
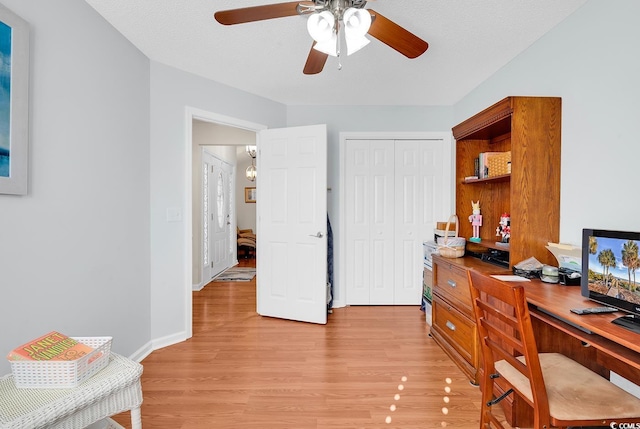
[214,0,429,75]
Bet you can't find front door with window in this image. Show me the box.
[203,151,233,281]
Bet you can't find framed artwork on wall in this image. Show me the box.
[244,187,256,203]
[0,4,29,195]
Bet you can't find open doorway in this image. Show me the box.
[184,110,330,336]
[188,110,266,292]
[235,144,258,261]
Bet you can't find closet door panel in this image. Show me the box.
[369,149,395,304]
[346,140,394,304]
[394,140,445,304]
[346,144,371,304]
[345,137,448,305]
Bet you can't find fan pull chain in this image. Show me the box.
[336,29,342,70]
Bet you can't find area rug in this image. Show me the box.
[213,266,256,282]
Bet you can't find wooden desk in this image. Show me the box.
[467,274,640,427]
[518,279,640,386]
[430,256,640,426]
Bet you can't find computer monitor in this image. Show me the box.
[581,228,640,334]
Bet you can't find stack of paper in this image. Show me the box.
[546,242,581,271]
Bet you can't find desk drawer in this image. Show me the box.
[432,295,477,368]
[434,260,472,313]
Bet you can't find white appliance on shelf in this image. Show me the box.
[422,241,438,326]
[423,240,438,270]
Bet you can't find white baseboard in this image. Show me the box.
[128,341,154,363]
[151,331,190,352]
[331,299,346,308]
[127,331,190,363]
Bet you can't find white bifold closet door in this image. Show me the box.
[345,139,446,305]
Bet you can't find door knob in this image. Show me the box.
[309,232,324,238]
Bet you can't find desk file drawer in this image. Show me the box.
[432,295,478,368]
[434,260,472,313]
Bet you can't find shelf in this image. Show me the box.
[463,174,510,184]
[466,240,510,252]
[86,418,126,429]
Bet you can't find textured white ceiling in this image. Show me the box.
[84,0,587,106]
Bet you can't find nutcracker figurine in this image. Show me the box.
[468,201,482,243]
[496,213,511,243]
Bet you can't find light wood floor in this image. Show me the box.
[113,258,485,428]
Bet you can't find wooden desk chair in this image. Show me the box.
[467,270,640,429]
[237,228,256,241]
[237,228,256,258]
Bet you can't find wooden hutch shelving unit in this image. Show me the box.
[431,96,562,394]
[453,96,562,268]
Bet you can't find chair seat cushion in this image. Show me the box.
[495,353,640,421]
[237,237,256,248]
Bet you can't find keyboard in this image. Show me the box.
[535,306,594,334]
[570,307,618,315]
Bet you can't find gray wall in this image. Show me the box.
[0,0,150,375]
[453,0,640,246]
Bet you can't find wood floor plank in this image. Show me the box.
[112,258,491,428]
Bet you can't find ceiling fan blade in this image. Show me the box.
[303,42,329,75]
[214,2,301,25]
[367,9,428,59]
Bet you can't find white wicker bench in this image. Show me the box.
[0,353,143,429]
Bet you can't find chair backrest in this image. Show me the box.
[467,270,551,421]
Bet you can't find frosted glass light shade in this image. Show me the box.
[344,8,371,55]
[307,11,335,43]
[344,8,371,37]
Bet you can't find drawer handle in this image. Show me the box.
[447,279,457,288]
[446,320,456,331]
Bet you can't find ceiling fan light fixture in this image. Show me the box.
[214,2,429,74]
[307,11,335,43]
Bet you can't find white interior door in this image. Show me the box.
[257,124,328,324]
